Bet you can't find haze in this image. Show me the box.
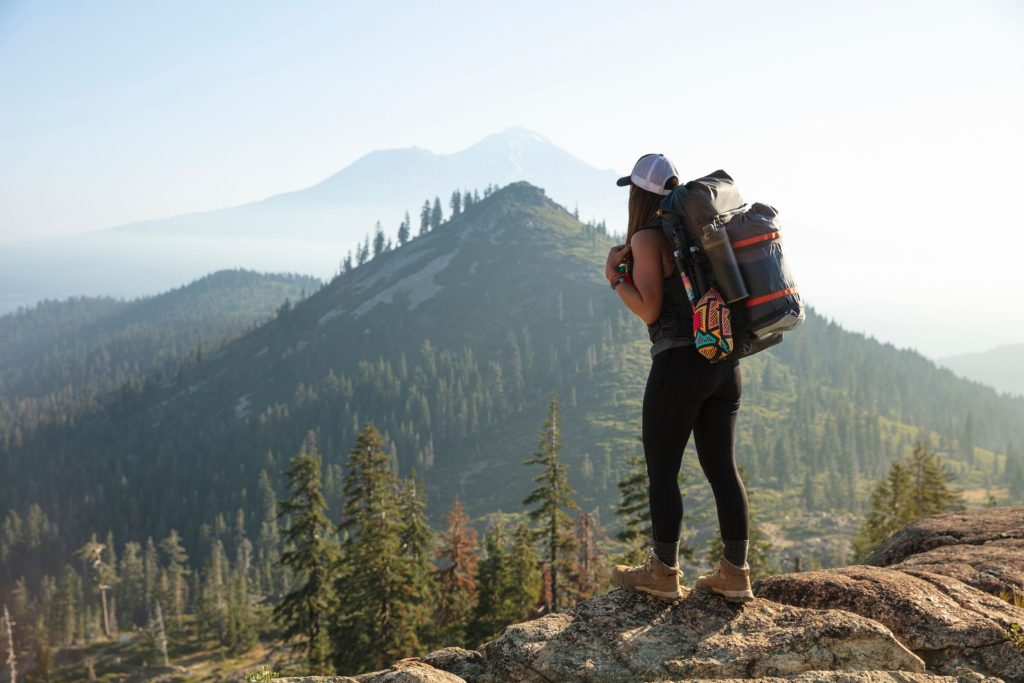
[1,0,1022,359]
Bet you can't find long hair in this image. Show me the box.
[624,176,679,271]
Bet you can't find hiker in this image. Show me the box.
[605,153,754,604]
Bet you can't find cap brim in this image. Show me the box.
[616,175,632,187]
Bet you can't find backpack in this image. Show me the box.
[659,170,805,361]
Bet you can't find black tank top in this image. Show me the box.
[632,219,695,360]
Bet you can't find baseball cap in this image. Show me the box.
[616,153,680,195]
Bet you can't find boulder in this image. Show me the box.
[888,538,1024,598]
[470,586,924,681]
[752,565,1024,680]
[863,507,1024,569]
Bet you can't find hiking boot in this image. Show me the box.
[694,555,754,603]
[611,547,683,602]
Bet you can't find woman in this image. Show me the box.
[606,153,754,604]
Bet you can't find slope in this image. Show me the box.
[3,182,1024,592]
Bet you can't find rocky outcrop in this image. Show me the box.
[271,506,1023,682]
[863,507,1024,599]
[752,566,1024,680]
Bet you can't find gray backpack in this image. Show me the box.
[659,170,805,360]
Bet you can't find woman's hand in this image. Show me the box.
[605,243,631,281]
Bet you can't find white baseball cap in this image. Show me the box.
[616,153,680,195]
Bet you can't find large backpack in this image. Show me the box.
[659,170,805,361]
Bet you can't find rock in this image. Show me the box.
[274,655,467,683]
[752,565,1024,680]
[684,672,1000,682]
[888,538,1024,598]
[863,507,1024,569]
[471,586,923,681]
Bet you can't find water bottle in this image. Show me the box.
[699,221,749,303]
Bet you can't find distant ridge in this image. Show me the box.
[106,126,624,241]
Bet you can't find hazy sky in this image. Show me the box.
[1,0,1023,355]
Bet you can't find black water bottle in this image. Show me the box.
[700,221,749,303]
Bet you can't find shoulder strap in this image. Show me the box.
[633,217,663,233]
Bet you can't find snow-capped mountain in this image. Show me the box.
[0,128,625,314]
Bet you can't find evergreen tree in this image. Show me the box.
[118,541,146,630]
[430,197,443,230]
[1006,441,1024,503]
[904,439,965,516]
[467,521,511,645]
[450,190,462,217]
[397,470,438,649]
[615,448,651,565]
[568,511,610,602]
[257,468,282,597]
[420,200,431,236]
[372,221,386,258]
[273,430,337,674]
[434,495,479,647]
[505,520,542,620]
[398,211,411,245]
[330,423,427,674]
[522,394,579,612]
[75,534,116,638]
[852,439,963,558]
[158,529,189,632]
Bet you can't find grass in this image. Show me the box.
[999,587,1024,654]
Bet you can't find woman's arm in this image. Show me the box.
[605,230,664,325]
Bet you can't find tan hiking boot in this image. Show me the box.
[611,547,683,602]
[694,555,754,603]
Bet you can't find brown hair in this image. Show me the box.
[624,176,679,270]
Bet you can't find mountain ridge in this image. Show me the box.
[3,181,1023,596]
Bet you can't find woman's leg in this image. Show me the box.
[642,345,718,565]
[693,359,749,558]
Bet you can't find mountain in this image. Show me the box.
[3,182,1023,595]
[0,268,319,443]
[935,342,1024,398]
[0,128,623,314]
[110,127,623,241]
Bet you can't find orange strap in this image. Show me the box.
[745,287,798,308]
[732,231,780,249]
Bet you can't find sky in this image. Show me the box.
[1,0,1023,356]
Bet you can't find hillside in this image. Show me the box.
[937,342,1024,398]
[0,128,622,313]
[0,268,319,444]
[2,182,1024,596]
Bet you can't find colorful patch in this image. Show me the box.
[692,287,733,362]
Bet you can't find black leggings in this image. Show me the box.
[642,343,749,544]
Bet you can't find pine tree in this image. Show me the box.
[398,211,411,245]
[905,439,965,516]
[450,190,462,217]
[505,520,542,619]
[118,541,146,630]
[372,221,386,258]
[434,495,479,647]
[467,521,512,645]
[430,197,443,230]
[615,448,651,565]
[396,470,438,650]
[273,430,337,674]
[75,534,116,638]
[852,439,963,559]
[420,200,431,236]
[568,511,610,602]
[1006,441,1024,503]
[257,468,282,597]
[330,423,427,674]
[158,529,189,632]
[522,394,580,612]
